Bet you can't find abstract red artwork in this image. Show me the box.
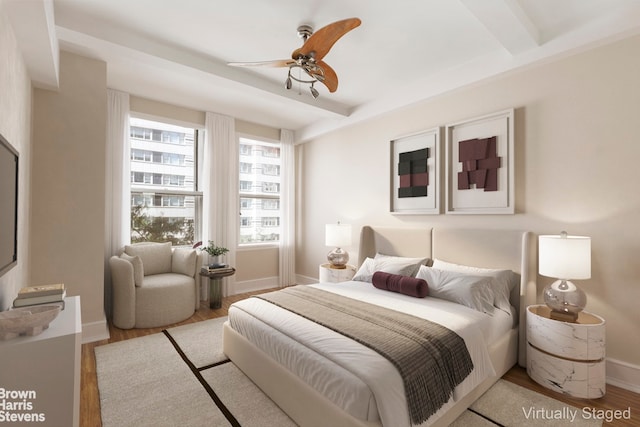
[457,136,500,192]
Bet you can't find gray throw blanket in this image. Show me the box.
[255,285,474,424]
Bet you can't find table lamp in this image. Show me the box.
[325,222,352,269]
[538,231,591,322]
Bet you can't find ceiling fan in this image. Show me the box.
[228,18,361,98]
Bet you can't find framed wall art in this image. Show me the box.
[390,127,441,215]
[445,109,514,214]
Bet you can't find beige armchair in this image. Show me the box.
[109,242,203,329]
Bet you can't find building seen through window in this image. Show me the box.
[239,137,281,244]
[129,117,202,246]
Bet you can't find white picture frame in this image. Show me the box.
[445,109,515,214]
[390,127,441,215]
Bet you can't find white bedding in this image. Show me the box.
[228,281,510,427]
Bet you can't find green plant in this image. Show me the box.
[131,204,194,245]
[200,241,229,257]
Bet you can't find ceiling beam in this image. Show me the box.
[4,0,59,89]
[460,0,540,55]
[55,23,351,117]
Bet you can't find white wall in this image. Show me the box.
[31,51,107,335]
[0,2,32,311]
[298,34,640,377]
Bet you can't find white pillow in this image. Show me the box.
[353,258,375,282]
[432,259,516,315]
[416,266,495,315]
[353,254,428,283]
[374,253,428,275]
[172,248,197,277]
[125,242,172,275]
[120,253,144,287]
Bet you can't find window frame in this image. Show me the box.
[237,134,282,248]
[129,114,204,247]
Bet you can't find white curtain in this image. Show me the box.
[279,129,296,286]
[204,112,237,297]
[106,89,131,254]
[105,89,130,314]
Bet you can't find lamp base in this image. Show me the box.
[327,247,349,269]
[549,310,579,323]
[543,279,586,323]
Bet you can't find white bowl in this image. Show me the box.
[0,305,62,340]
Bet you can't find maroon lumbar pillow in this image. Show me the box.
[372,271,429,298]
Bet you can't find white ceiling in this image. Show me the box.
[5,0,640,142]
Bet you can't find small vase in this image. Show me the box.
[209,255,224,268]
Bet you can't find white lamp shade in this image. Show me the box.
[325,223,352,247]
[538,234,591,280]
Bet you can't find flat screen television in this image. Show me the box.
[0,132,18,277]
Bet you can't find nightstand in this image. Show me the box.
[526,304,605,398]
[319,263,356,283]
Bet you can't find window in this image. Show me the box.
[131,149,152,162]
[238,137,281,244]
[129,117,203,246]
[261,217,279,227]
[262,164,280,176]
[263,182,280,193]
[240,162,253,174]
[262,199,279,210]
[240,198,253,209]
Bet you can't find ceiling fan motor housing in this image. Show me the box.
[297,24,313,41]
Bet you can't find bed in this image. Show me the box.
[223,226,536,427]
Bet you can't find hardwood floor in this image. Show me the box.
[81,289,640,426]
[503,367,640,426]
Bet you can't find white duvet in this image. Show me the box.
[229,281,507,427]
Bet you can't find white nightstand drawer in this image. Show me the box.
[526,304,606,398]
[319,263,356,283]
[527,343,606,398]
[527,305,605,360]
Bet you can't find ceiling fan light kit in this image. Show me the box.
[229,18,361,99]
[285,59,325,98]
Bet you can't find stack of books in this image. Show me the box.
[13,284,66,309]
[201,265,235,274]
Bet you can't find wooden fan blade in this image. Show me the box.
[292,17,361,61]
[227,59,294,68]
[314,60,338,93]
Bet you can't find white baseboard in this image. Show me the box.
[82,317,110,344]
[295,274,318,285]
[606,358,640,394]
[229,276,280,295]
[204,275,317,299]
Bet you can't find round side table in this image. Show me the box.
[200,267,235,309]
[319,263,356,283]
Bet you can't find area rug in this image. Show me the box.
[95,318,602,427]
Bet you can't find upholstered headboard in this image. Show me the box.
[358,226,433,264]
[358,225,536,367]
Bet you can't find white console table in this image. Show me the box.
[0,296,82,426]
